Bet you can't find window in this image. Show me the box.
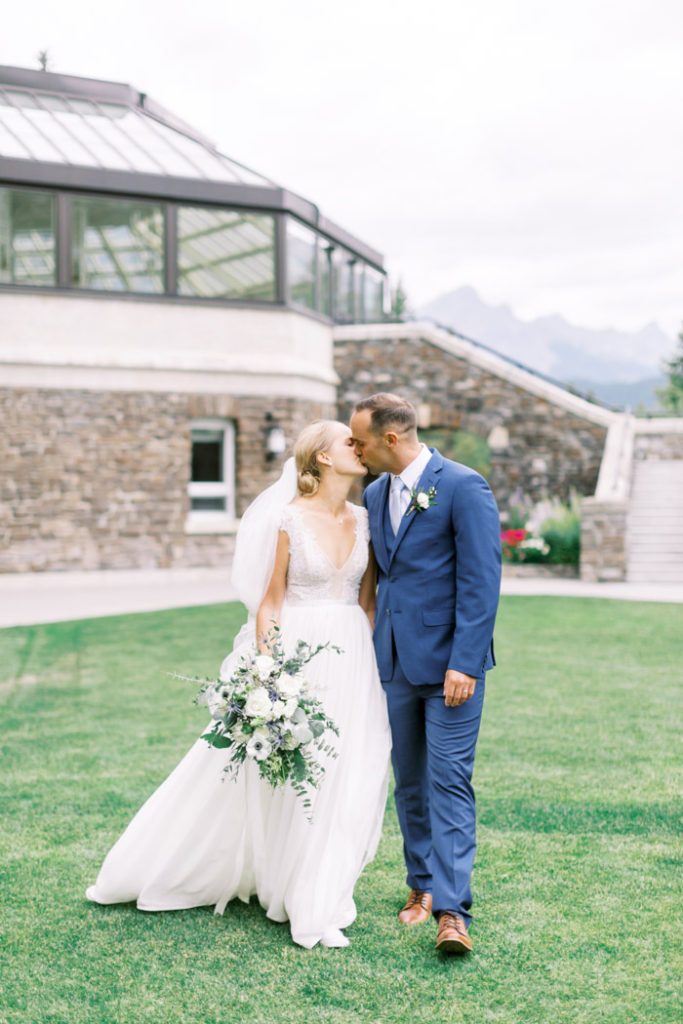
[318,243,332,317]
[71,195,164,292]
[187,421,236,529]
[363,265,385,322]
[287,218,317,310]
[177,207,276,300]
[0,187,55,286]
[331,248,353,323]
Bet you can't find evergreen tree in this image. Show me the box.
[657,327,683,414]
[388,280,409,322]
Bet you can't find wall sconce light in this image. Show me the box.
[264,413,287,461]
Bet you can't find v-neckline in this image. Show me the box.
[290,504,359,573]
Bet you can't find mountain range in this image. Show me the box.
[416,287,676,410]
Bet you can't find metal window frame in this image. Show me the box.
[188,418,236,519]
[0,177,386,320]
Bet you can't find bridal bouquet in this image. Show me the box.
[182,628,340,816]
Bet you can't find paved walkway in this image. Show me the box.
[0,567,681,629]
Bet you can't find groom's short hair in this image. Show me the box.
[354,393,417,435]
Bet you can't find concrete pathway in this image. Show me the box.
[0,567,681,629]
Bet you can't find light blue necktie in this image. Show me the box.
[389,477,408,535]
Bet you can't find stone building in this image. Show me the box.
[2,65,681,584]
[0,65,386,572]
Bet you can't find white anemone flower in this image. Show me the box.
[246,728,272,761]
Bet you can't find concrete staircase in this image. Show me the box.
[626,460,683,583]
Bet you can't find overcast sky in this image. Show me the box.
[3,0,682,341]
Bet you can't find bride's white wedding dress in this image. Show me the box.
[86,503,391,948]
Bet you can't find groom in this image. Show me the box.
[350,393,501,954]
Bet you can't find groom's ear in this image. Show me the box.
[383,431,399,449]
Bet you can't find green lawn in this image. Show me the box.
[0,597,680,1024]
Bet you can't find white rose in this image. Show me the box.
[416,491,430,510]
[269,699,286,720]
[244,687,272,719]
[246,728,272,761]
[278,672,303,699]
[283,697,299,718]
[252,654,275,681]
[282,731,300,750]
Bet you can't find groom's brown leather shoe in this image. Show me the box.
[435,912,473,954]
[398,889,433,924]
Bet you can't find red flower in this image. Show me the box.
[500,528,527,546]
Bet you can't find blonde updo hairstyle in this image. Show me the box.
[294,420,346,496]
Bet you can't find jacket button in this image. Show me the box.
[386,609,391,616]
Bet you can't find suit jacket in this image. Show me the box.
[363,448,501,684]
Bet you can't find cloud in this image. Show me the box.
[2,0,682,335]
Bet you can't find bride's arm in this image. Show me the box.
[359,543,377,627]
[256,530,290,652]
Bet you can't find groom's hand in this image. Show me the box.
[444,670,476,707]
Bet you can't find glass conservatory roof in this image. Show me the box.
[0,66,385,272]
[0,66,273,187]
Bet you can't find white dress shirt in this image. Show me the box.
[389,444,433,534]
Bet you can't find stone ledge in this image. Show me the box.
[502,563,579,579]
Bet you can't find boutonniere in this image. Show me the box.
[406,486,437,515]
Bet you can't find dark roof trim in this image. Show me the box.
[0,157,385,268]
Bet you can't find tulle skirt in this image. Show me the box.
[86,601,391,948]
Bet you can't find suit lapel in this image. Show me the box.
[371,474,392,571]
[389,450,444,564]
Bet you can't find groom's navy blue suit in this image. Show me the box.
[363,448,501,925]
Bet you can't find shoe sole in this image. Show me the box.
[398,914,431,925]
[436,936,472,954]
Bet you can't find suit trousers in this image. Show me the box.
[383,658,485,925]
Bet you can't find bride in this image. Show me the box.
[86,420,391,949]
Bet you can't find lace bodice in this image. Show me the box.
[279,504,369,606]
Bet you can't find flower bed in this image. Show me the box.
[500,491,581,566]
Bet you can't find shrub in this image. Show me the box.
[500,493,581,565]
[541,505,581,564]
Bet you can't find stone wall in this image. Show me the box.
[633,429,683,460]
[579,498,628,582]
[0,388,332,572]
[335,331,610,510]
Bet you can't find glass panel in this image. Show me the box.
[332,248,353,323]
[61,99,132,169]
[31,96,99,165]
[115,110,199,177]
[0,100,65,162]
[178,207,276,301]
[71,196,164,293]
[3,89,39,109]
[353,262,365,322]
[191,429,223,482]
[0,188,55,286]
[190,496,227,511]
[0,99,32,158]
[151,120,237,181]
[364,265,385,322]
[287,219,317,310]
[90,112,163,173]
[318,244,332,317]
